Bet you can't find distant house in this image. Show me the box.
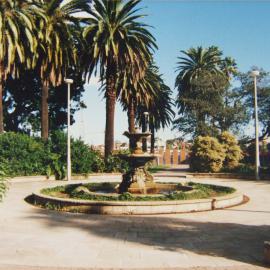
[115,141,128,151]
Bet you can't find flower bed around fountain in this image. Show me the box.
[29,181,246,215]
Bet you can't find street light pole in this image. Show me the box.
[251,70,260,180]
[143,112,149,131]
[64,78,74,181]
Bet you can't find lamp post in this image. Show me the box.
[251,70,260,180]
[143,112,149,131]
[142,112,149,152]
[64,78,74,181]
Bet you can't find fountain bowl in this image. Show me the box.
[29,180,246,215]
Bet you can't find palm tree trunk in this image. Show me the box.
[104,67,116,160]
[142,116,147,152]
[127,99,136,151]
[150,125,155,154]
[0,63,4,133]
[41,81,49,140]
[128,99,135,133]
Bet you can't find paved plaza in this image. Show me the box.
[0,172,269,270]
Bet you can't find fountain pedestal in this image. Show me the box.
[118,130,157,194]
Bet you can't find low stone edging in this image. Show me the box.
[187,172,270,180]
[31,188,245,215]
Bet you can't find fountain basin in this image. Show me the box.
[28,181,246,215]
[31,190,245,215]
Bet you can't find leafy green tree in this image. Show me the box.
[0,0,38,133]
[213,88,249,134]
[82,0,156,159]
[3,68,86,133]
[35,0,91,140]
[174,46,244,138]
[235,69,270,140]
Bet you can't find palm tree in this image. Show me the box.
[142,89,175,153]
[175,46,224,85]
[82,0,156,160]
[0,0,37,133]
[35,0,91,140]
[117,63,160,151]
[174,46,235,136]
[119,64,160,133]
[136,68,175,153]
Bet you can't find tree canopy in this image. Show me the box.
[173,46,247,138]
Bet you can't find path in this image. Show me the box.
[0,172,269,270]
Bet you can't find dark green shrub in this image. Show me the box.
[0,131,106,178]
[72,139,105,174]
[0,132,48,176]
[105,153,129,173]
[226,163,254,174]
[118,192,133,201]
[190,136,225,173]
[244,143,268,167]
[48,131,105,178]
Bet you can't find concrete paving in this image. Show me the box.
[0,172,269,270]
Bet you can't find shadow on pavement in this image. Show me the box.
[25,208,269,267]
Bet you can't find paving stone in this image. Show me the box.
[0,175,270,269]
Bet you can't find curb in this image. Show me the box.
[31,182,245,215]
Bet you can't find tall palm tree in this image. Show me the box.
[119,64,160,133]
[175,46,224,87]
[35,0,91,140]
[174,46,235,136]
[117,63,160,151]
[136,68,175,153]
[83,0,156,160]
[0,0,37,133]
[147,85,175,153]
[139,88,175,153]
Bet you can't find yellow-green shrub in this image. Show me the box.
[218,131,243,169]
[190,136,225,172]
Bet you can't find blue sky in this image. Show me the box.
[71,0,270,145]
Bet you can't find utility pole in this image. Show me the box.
[251,70,260,180]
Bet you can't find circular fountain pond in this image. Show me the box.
[30,181,245,215]
[29,128,246,215]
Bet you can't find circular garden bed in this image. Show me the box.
[28,181,246,215]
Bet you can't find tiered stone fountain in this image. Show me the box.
[30,119,245,215]
[118,128,157,194]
